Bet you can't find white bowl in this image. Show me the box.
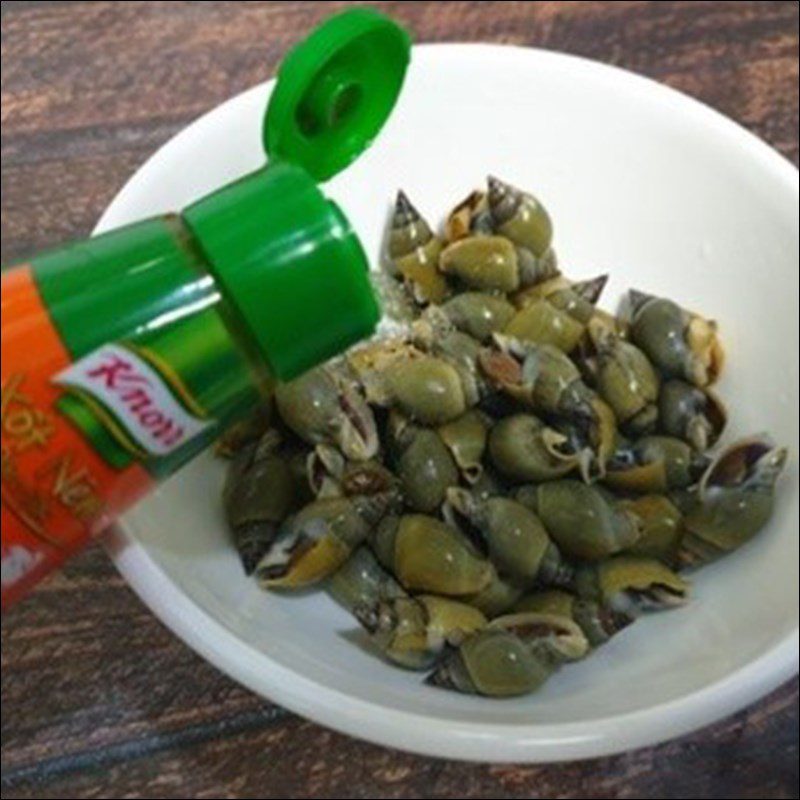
[97,44,799,762]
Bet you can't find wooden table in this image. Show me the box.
[2,2,798,797]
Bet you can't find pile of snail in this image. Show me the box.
[219,177,788,698]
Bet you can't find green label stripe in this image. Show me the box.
[52,342,215,469]
[56,393,136,471]
[124,341,208,420]
[58,386,150,460]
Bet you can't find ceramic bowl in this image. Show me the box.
[98,44,799,762]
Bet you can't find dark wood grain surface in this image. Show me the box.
[2,2,798,798]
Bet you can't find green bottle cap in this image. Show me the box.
[265,7,411,181]
[184,163,379,381]
[185,9,411,381]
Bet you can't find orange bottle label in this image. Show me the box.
[1,268,152,609]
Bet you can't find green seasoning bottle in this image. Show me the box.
[0,9,411,609]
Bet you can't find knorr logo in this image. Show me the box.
[53,343,212,460]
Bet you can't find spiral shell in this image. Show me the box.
[513,589,634,648]
[627,290,724,387]
[439,236,520,292]
[446,488,573,586]
[426,611,588,697]
[433,409,489,484]
[355,594,487,670]
[622,495,684,564]
[224,432,297,574]
[590,320,660,436]
[675,437,788,568]
[387,191,448,304]
[395,425,459,513]
[575,556,689,615]
[440,292,516,343]
[257,491,397,588]
[369,514,494,596]
[481,338,618,480]
[383,355,470,425]
[604,435,709,493]
[503,299,585,353]
[327,546,406,616]
[531,480,642,561]
[488,413,579,482]
[487,176,554,260]
[275,365,379,461]
[658,379,726,451]
[514,275,609,325]
[444,190,495,242]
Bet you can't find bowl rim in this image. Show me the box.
[99,43,800,763]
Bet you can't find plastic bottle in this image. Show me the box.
[0,9,411,608]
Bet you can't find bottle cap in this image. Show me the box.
[265,7,411,181]
[185,9,411,380]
